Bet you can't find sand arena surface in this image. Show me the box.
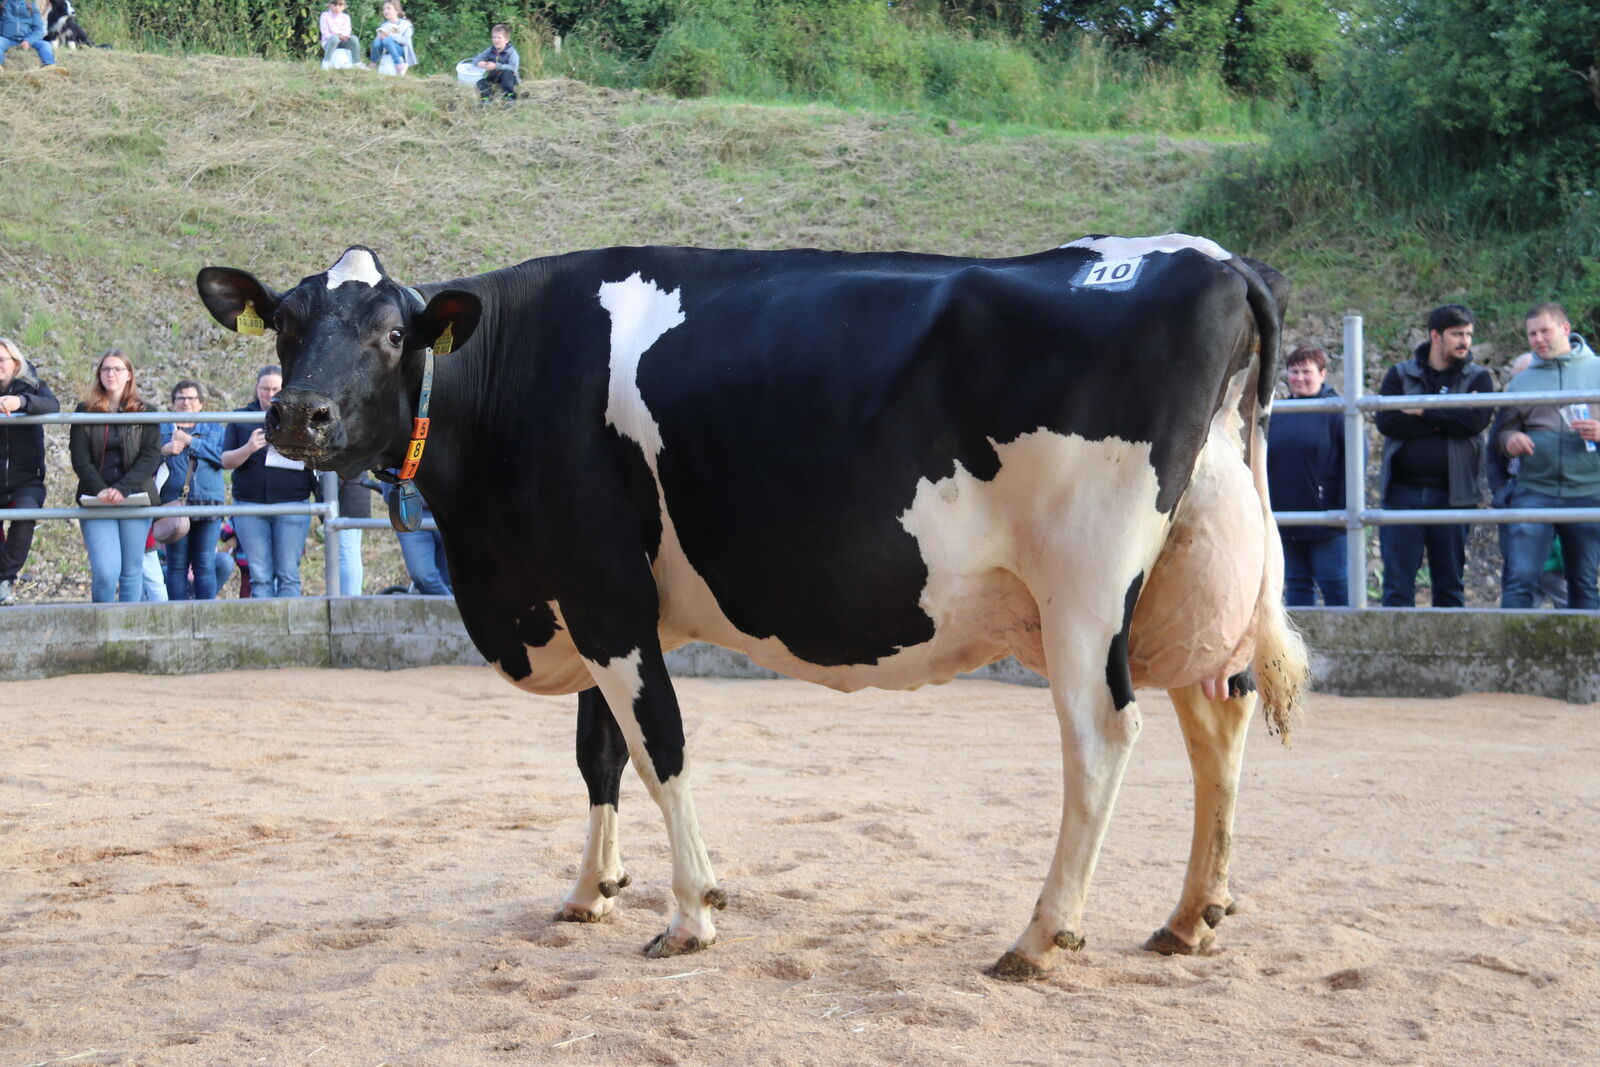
[2,669,1597,1065]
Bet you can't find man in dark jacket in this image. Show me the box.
[1267,344,1347,606]
[1374,303,1495,607]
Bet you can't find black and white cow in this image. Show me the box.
[197,235,1308,979]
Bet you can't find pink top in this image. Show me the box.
[319,10,352,44]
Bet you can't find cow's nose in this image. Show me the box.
[271,391,338,445]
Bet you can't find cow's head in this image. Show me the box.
[197,246,481,475]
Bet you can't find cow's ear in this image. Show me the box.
[197,267,282,335]
[415,290,482,355]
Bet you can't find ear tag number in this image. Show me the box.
[236,301,265,336]
[432,323,454,355]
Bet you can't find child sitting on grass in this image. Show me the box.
[470,23,519,101]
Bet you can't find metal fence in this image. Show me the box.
[0,409,433,597]
[1273,316,1600,607]
[7,320,1600,605]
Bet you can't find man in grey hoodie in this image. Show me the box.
[1496,302,1600,609]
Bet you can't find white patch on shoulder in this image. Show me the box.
[600,273,685,473]
[1061,233,1232,262]
[325,248,383,289]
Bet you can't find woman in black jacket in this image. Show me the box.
[1266,345,1348,606]
[221,365,317,597]
[0,337,60,605]
[69,349,163,602]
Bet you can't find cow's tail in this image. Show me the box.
[1231,255,1309,745]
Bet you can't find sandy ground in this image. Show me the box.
[2,669,1597,1066]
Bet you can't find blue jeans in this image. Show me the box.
[81,517,150,602]
[1379,483,1468,607]
[1282,533,1348,607]
[1500,488,1600,610]
[0,34,56,67]
[397,527,451,594]
[165,517,222,600]
[337,527,363,595]
[232,513,312,598]
[370,36,404,65]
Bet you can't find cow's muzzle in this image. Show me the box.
[268,389,344,462]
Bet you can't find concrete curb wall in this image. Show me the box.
[0,600,1594,704]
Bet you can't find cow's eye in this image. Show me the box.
[387,328,404,347]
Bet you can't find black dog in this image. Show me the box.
[44,0,96,50]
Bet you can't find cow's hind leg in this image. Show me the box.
[1144,677,1254,955]
[989,577,1145,981]
[556,686,633,923]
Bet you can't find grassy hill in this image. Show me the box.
[0,47,1489,602]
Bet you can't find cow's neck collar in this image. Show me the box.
[372,284,434,532]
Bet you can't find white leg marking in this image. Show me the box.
[560,803,625,921]
[581,648,721,952]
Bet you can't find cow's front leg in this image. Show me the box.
[557,686,633,923]
[1144,677,1254,955]
[580,644,724,957]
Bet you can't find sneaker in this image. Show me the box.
[0,580,15,606]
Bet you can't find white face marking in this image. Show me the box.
[325,248,382,289]
[600,274,685,474]
[1061,233,1232,262]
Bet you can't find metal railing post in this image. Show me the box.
[1343,315,1367,608]
[321,471,342,596]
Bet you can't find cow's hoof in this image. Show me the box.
[1202,902,1237,929]
[1143,926,1213,956]
[644,929,714,958]
[553,903,608,924]
[598,871,632,899]
[986,950,1050,982]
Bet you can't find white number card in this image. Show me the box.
[264,444,306,470]
[1077,256,1144,288]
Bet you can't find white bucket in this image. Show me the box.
[322,46,355,70]
[377,53,397,76]
[456,60,484,84]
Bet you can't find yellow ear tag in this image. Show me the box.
[236,301,265,336]
[432,322,454,355]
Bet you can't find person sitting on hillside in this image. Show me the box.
[0,0,58,71]
[369,1,415,76]
[318,0,364,68]
[470,23,519,102]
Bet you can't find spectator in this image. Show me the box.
[383,481,450,594]
[334,474,377,595]
[471,23,519,102]
[69,349,162,603]
[1374,304,1494,607]
[0,0,57,71]
[1266,344,1347,606]
[0,337,59,606]
[1487,352,1568,608]
[1496,302,1600,609]
[160,378,226,600]
[222,365,317,598]
[369,1,415,76]
[318,0,363,68]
